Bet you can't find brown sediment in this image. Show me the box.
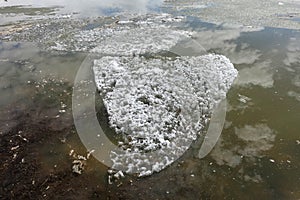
[0,83,110,199]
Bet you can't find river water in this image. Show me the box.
[0,0,300,199]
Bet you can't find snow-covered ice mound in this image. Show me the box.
[93,54,238,176]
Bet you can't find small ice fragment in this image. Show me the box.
[108,175,113,184]
[77,155,87,160]
[190,174,195,177]
[113,171,125,179]
[296,140,300,145]
[22,137,28,142]
[238,94,251,104]
[117,183,123,187]
[278,2,284,5]
[117,20,133,24]
[269,159,275,163]
[286,160,291,164]
[69,149,74,156]
[11,145,19,151]
[87,150,95,159]
[72,160,85,174]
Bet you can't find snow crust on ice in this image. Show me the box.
[93,54,237,176]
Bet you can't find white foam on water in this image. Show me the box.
[93,54,237,176]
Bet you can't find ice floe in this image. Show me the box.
[93,54,237,176]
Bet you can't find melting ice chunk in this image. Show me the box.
[93,54,237,176]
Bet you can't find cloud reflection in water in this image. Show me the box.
[1,0,164,16]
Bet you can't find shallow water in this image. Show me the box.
[1,1,300,199]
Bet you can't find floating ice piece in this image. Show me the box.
[72,160,85,174]
[238,94,251,104]
[93,54,237,176]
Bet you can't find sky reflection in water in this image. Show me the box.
[0,0,164,16]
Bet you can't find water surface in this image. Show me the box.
[0,1,300,199]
